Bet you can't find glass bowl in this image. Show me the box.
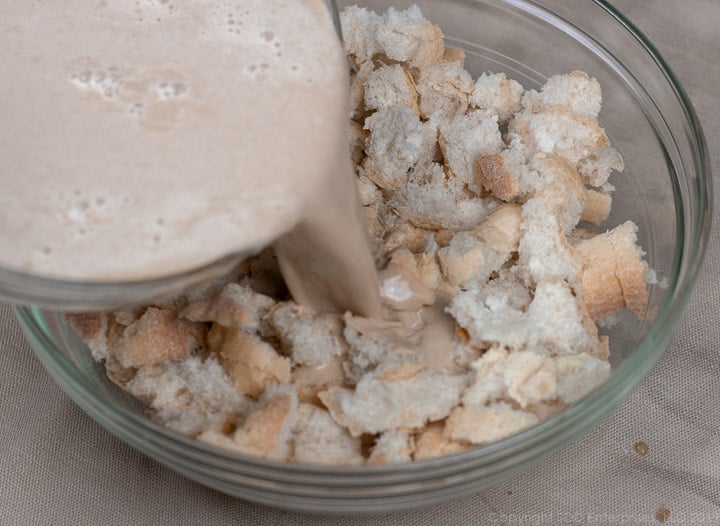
[14,0,711,514]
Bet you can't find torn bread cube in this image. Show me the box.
[575,221,649,320]
[364,64,419,114]
[437,204,522,289]
[445,402,539,445]
[208,325,291,398]
[470,72,524,124]
[376,6,444,69]
[438,110,504,193]
[362,108,437,190]
[110,307,207,369]
[180,283,275,332]
[414,422,470,460]
[522,71,602,117]
[517,196,581,284]
[415,61,474,119]
[438,232,508,289]
[474,135,535,202]
[291,403,364,465]
[268,303,345,368]
[577,146,625,187]
[510,106,609,165]
[340,6,383,65]
[554,353,611,404]
[199,387,298,461]
[368,429,414,464]
[448,280,602,357]
[319,369,468,436]
[124,355,251,436]
[390,162,498,230]
[463,348,556,409]
[581,189,612,225]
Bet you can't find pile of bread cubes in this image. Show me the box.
[68,5,651,465]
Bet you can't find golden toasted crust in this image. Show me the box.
[475,154,518,201]
[208,325,291,398]
[581,190,612,225]
[111,308,206,369]
[575,222,648,320]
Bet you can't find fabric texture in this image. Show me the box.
[1,1,719,524]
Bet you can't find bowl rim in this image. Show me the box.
[12,0,713,495]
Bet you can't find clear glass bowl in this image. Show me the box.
[13,0,711,513]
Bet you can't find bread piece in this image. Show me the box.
[554,353,611,404]
[445,402,539,445]
[340,6,383,65]
[517,196,581,284]
[581,189,612,225]
[364,64,419,114]
[66,312,109,361]
[376,6,444,69]
[199,387,298,461]
[449,280,601,356]
[575,221,649,320]
[531,153,587,233]
[522,71,602,117]
[388,245,442,288]
[463,348,556,409]
[362,107,437,190]
[109,307,206,369]
[208,325,291,398]
[319,370,468,436]
[415,61,474,119]
[510,106,609,164]
[474,135,535,201]
[368,429,414,464]
[469,72,524,124]
[438,110,503,193]
[268,303,345,368]
[414,422,470,460]
[180,283,275,332]
[577,146,624,187]
[391,162,498,230]
[291,403,364,465]
[441,47,466,66]
[124,355,251,436]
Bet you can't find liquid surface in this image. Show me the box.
[1,0,380,315]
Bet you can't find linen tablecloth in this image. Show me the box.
[1,1,718,524]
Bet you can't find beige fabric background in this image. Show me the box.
[1,1,718,524]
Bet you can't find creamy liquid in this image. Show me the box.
[0,0,380,316]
